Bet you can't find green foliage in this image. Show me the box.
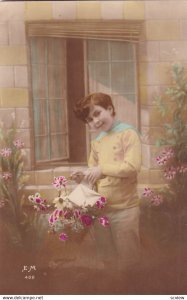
[0,122,47,251]
[161,64,187,206]
[141,63,187,248]
[156,63,187,152]
[153,64,187,205]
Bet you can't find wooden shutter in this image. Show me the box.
[26,20,144,43]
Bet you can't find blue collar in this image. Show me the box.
[95,121,135,141]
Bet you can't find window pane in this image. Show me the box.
[31,64,47,99]
[87,40,109,61]
[51,134,68,160]
[33,99,49,136]
[30,38,46,64]
[48,65,66,98]
[111,41,133,61]
[49,99,67,134]
[35,136,50,161]
[88,62,110,93]
[111,62,135,96]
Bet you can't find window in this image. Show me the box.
[27,21,143,167]
[86,39,137,141]
[30,38,69,163]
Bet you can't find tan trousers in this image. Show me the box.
[94,206,141,271]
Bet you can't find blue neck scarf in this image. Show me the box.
[95,121,136,141]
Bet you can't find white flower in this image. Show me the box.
[53,196,65,210]
[53,196,73,210]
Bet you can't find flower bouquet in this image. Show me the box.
[28,176,109,242]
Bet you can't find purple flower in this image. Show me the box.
[0,200,5,208]
[177,165,187,174]
[156,148,175,166]
[59,232,68,241]
[156,155,167,166]
[2,172,12,181]
[54,209,59,217]
[151,194,163,206]
[13,139,24,149]
[98,216,110,227]
[49,214,54,224]
[95,196,107,209]
[52,176,68,190]
[28,193,48,211]
[0,148,12,158]
[81,214,93,226]
[63,209,72,219]
[39,204,47,211]
[142,187,154,198]
[74,209,81,219]
[59,210,63,217]
[164,166,177,180]
[35,197,41,203]
[163,147,174,159]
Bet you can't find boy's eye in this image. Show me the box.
[93,111,100,117]
[86,117,93,123]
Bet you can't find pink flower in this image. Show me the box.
[81,214,93,226]
[0,200,5,208]
[59,233,68,241]
[156,148,175,166]
[74,209,81,219]
[28,193,48,211]
[52,176,68,190]
[0,148,12,158]
[151,194,163,206]
[142,187,154,198]
[48,209,63,225]
[177,165,187,174]
[35,197,41,204]
[163,147,175,159]
[99,216,110,227]
[63,209,72,219]
[95,196,107,209]
[13,139,24,149]
[156,155,167,166]
[39,204,47,211]
[164,166,177,180]
[49,214,54,224]
[59,210,63,217]
[2,172,12,180]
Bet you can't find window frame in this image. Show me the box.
[26,20,143,169]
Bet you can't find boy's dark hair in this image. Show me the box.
[73,92,116,123]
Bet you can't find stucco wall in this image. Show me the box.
[0,1,187,174]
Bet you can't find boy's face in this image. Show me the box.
[86,105,115,133]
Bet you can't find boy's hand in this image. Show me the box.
[70,171,84,184]
[84,166,102,185]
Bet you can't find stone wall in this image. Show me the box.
[0,1,187,175]
[139,1,187,168]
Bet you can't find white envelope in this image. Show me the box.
[67,183,101,207]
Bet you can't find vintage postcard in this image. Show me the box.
[0,0,187,297]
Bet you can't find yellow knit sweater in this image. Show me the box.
[88,126,142,210]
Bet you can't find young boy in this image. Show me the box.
[72,92,142,274]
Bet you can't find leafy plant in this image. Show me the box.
[141,63,187,246]
[0,122,46,251]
